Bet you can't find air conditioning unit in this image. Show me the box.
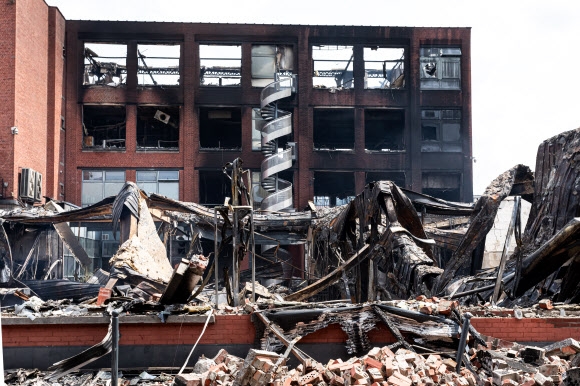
[19,168,36,200]
[34,172,42,201]
[154,110,170,124]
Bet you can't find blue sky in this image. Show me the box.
[46,0,580,195]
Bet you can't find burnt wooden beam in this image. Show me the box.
[372,305,414,352]
[253,311,311,368]
[514,217,580,297]
[284,244,369,302]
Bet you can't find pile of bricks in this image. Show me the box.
[175,339,580,386]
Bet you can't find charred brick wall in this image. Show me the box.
[62,22,472,207]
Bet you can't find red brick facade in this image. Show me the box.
[3,316,577,349]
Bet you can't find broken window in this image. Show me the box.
[137,106,180,149]
[199,44,241,87]
[420,46,461,90]
[312,45,354,89]
[364,109,405,151]
[313,171,355,207]
[82,105,126,149]
[83,42,127,86]
[364,47,405,89]
[365,172,406,188]
[81,170,125,207]
[137,43,180,86]
[251,45,294,87]
[422,172,461,202]
[199,107,242,150]
[136,170,179,199]
[313,108,354,150]
[421,109,462,152]
[199,170,230,206]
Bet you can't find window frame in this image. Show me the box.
[136,170,180,200]
[420,46,462,90]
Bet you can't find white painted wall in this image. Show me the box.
[482,196,531,269]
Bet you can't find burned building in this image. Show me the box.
[0,0,472,212]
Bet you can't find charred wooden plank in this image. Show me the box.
[284,244,369,302]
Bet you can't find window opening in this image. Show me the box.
[313,171,355,207]
[137,43,180,86]
[312,45,354,89]
[82,105,126,149]
[199,44,241,87]
[199,170,230,207]
[199,107,242,150]
[422,173,461,202]
[84,42,127,86]
[363,47,405,89]
[365,172,406,188]
[421,109,462,152]
[364,109,405,151]
[81,170,125,207]
[137,170,179,200]
[313,109,354,151]
[137,106,180,149]
[420,46,461,90]
[251,45,294,87]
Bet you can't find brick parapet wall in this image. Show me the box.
[3,315,578,349]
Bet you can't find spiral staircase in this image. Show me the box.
[255,75,297,212]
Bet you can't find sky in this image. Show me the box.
[45,0,580,195]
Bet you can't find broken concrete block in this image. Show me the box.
[521,346,546,364]
[192,356,216,374]
[545,338,580,357]
[506,350,518,358]
[492,369,519,386]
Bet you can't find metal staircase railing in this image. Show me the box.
[256,75,296,212]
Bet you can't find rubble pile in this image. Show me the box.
[128,339,580,386]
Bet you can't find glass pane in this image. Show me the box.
[158,170,179,180]
[252,109,263,151]
[105,171,125,181]
[104,182,125,197]
[158,182,179,199]
[441,58,460,78]
[252,56,276,79]
[82,183,103,205]
[83,170,103,181]
[138,182,157,195]
[442,123,461,142]
[137,171,157,181]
